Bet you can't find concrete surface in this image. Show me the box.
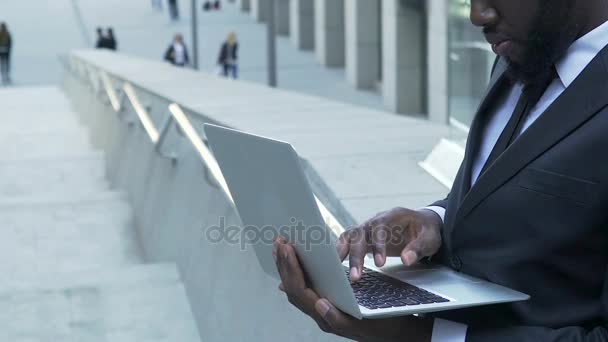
[0,86,200,341]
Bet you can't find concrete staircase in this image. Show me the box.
[0,86,201,341]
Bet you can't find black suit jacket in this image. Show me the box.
[430,46,608,341]
[164,43,189,66]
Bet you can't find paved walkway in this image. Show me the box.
[0,0,384,110]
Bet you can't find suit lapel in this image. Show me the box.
[454,46,608,225]
[443,59,509,242]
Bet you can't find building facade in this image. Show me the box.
[239,0,493,129]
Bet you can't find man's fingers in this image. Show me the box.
[370,223,388,267]
[276,242,307,290]
[401,237,425,266]
[348,223,370,281]
[347,228,368,281]
[401,250,419,266]
[401,230,440,266]
[273,235,287,262]
[336,233,350,261]
[315,299,353,336]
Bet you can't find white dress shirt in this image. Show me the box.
[426,19,608,342]
[173,42,186,65]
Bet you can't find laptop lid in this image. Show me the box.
[204,124,362,318]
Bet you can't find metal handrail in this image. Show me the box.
[123,83,160,143]
[74,58,347,237]
[168,104,234,202]
[100,72,123,112]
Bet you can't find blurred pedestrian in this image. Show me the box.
[164,34,189,67]
[95,27,107,49]
[203,1,221,11]
[168,0,179,20]
[106,28,117,51]
[0,22,12,85]
[218,32,238,79]
[151,0,163,10]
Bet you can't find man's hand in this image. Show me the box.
[273,237,433,342]
[338,208,443,281]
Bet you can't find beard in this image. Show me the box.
[505,0,577,97]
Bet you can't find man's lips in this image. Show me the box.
[485,32,513,56]
[492,40,513,56]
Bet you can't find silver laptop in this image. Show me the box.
[204,124,529,320]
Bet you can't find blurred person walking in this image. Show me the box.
[95,27,106,49]
[164,34,189,67]
[106,28,117,51]
[218,32,238,79]
[203,0,222,11]
[151,0,163,10]
[168,0,179,20]
[0,23,12,85]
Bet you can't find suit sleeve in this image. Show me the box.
[430,194,449,210]
[466,266,608,341]
[164,46,173,62]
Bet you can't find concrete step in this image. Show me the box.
[0,264,200,341]
[0,86,72,108]
[0,129,93,161]
[0,113,83,135]
[0,262,179,293]
[0,86,200,341]
[0,152,109,200]
[0,191,142,279]
[1,105,79,117]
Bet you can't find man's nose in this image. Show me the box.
[470,0,498,28]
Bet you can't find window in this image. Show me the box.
[447,0,495,129]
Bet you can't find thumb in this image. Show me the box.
[315,299,349,331]
[401,234,434,266]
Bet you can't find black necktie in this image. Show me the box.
[479,67,558,176]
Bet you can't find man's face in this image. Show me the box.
[470,0,577,84]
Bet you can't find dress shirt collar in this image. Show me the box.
[556,19,608,88]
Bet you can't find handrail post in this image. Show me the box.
[155,114,179,163]
[101,72,123,112]
[123,83,161,143]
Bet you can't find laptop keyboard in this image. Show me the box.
[345,267,450,310]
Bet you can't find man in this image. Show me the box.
[168,0,179,21]
[0,22,11,85]
[106,28,117,51]
[274,0,608,340]
[151,0,163,10]
[164,34,189,67]
[95,27,106,49]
